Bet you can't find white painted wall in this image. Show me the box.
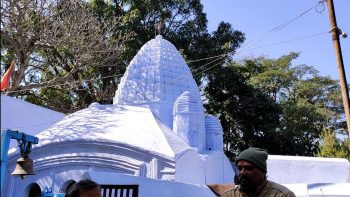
[175,151,206,184]
[1,94,65,149]
[84,171,217,197]
[267,155,350,184]
[1,95,65,134]
[202,151,234,184]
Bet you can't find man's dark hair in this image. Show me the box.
[66,179,101,197]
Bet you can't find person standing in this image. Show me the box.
[222,148,295,197]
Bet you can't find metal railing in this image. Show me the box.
[100,184,139,197]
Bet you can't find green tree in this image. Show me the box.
[232,52,346,156]
[317,128,350,160]
[204,63,281,160]
[2,0,245,113]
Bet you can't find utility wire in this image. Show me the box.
[237,1,321,52]
[3,0,327,94]
[185,0,322,64]
[190,55,228,73]
[5,28,327,95]
[188,30,327,78]
[4,29,327,94]
[170,55,226,84]
[187,53,231,63]
[236,31,328,54]
[193,58,226,77]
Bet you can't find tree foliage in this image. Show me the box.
[212,52,347,158]
[317,128,350,160]
[1,0,133,112]
[1,0,244,113]
[204,63,281,159]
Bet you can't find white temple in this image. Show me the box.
[2,35,349,197]
[2,35,234,196]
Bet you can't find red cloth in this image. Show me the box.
[1,60,15,90]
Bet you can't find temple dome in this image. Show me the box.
[113,35,203,128]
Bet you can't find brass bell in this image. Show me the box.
[11,157,36,179]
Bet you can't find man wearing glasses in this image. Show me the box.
[222,148,295,197]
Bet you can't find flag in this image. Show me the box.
[1,60,15,91]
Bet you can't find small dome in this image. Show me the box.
[173,91,202,115]
[205,115,223,133]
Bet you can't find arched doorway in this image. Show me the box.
[28,183,41,197]
[60,180,76,194]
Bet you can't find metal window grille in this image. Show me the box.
[100,184,139,197]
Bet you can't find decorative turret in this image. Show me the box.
[205,115,223,151]
[173,91,205,152]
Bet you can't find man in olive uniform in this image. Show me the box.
[222,148,295,197]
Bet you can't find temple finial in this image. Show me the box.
[154,20,162,36]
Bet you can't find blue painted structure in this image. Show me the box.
[0,129,39,192]
[41,187,65,197]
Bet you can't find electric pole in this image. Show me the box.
[326,0,350,139]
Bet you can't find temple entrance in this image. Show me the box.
[28,183,41,197]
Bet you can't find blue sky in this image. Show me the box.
[202,0,349,81]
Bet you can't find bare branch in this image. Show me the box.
[1,0,134,93]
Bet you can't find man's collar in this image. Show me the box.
[255,180,268,195]
[238,180,268,197]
